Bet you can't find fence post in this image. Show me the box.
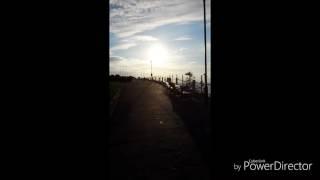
[192,80,196,91]
[176,75,178,84]
[201,75,203,93]
[182,75,184,86]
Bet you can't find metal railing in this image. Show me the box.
[145,75,211,98]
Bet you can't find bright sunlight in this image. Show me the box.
[147,43,169,67]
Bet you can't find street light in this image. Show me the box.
[150,59,153,80]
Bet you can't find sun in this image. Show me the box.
[147,43,168,67]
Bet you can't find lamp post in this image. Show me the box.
[203,0,208,102]
[150,60,153,80]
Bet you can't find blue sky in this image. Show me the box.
[110,0,211,82]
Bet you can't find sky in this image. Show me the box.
[109,0,211,83]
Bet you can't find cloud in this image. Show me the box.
[179,47,187,51]
[110,56,126,62]
[109,56,151,75]
[131,35,158,41]
[110,42,137,51]
[110,0,211,38]
[171,47,188,56]
[110,35,157,52]
[174,36,192,41]
[109,0,211,79]
[109,53,209,82]
[120,35,158,42]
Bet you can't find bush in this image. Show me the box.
[109,75,135,82]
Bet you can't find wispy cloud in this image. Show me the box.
[111,35,157,51]
[111,42,137,51]
[110,54,209,82]
[110,55,150,75]
[174,36,192,41]
[110,0,211,38]
[110,56,126,62]
[131,35,158,41]
[179,47,187,51]
[109,0,211,82]
[120,35,158,42]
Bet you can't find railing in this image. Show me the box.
[143,76,211,98]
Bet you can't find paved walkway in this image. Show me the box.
[108,80,211,180]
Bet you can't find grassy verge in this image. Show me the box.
[109,81,127,118]
[110,82,124,100]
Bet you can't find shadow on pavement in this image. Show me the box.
[167,92,213,170]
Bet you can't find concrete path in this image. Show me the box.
[108,80,211,180]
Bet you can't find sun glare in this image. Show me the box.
[147,43,168,66]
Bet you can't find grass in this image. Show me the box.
[110,81,124,100]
